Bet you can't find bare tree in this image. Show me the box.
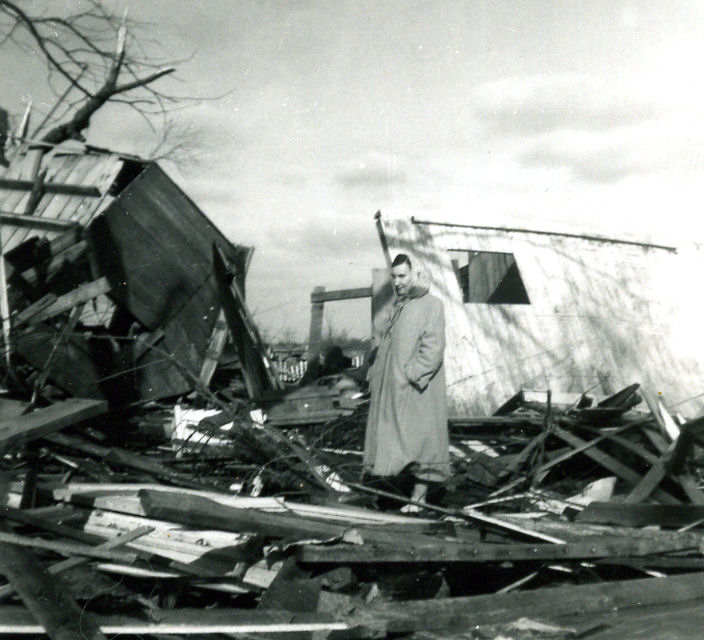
[0,0,202,150]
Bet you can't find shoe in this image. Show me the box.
[400,503,422,514]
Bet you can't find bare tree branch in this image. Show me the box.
[0,0,219,154]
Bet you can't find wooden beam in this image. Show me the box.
[0,398,107,450]
[363,572,704,634]
[296,535,695,564]
[410,216,679,253]
[310,287,372,304]
[0,213,80,232]
[552,426,680,504]
[307,285,325,366]
[576,502,704,527]
[26,277,110,325]
[0,177,101,197]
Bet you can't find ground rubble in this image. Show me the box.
[1,380,704,639]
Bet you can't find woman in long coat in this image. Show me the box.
[363,254,450,503]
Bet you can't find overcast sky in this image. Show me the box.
[3,1,704,340]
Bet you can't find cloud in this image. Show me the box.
[518,118,704,183]
[472,74,664,136]
[335,152,407,189]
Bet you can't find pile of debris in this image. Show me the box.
[2,378,704,638]
[3,145,704,638]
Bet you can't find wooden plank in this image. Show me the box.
[296,535,694,564]
[0,213,79,232]
[199,308,227,386]
[551,426,680,504]
[677,474,704,505]
[344,482,565,544]
[310,287,372,303]
[0,177,100,197]
[0,530,137,562]
[577,502,704,527]
[0,542,106,640]
[16,239,88,286]
[5,227,82,275]
[213,244,281,398]
[13,325,104,398]
[44,432,215,491]
[12,293,57,326]
[139,489,472,549]
[30,303,85,403]
[363,571,704,634]
[22,167,47,216]
[27,277,111,325]
[0,607,362,636]
[87,164,246,332]
[642,389,680,440]
[0,398,107,449]
[624,462,667,503]
[0,224,10,366]
[0,526,153,600]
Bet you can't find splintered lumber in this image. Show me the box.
[0,398,107,449]
[346,481,565,543]
[296,534,696,563]
[362,571,704,634]
[212,243,281,398]
[0,607,369,636]
[139,489,469,549]
[26,277,110,325]
[0,504,107,545]
[551,426,681,504]
[13,293,57,326]
[16,240,88,287]
[199,308,228,386]
[44,432,212,490]
[0,530,137,562]
[496,514,704,549]
[0,526,153,600]
[576,502,704,527]
[0,542,106,640]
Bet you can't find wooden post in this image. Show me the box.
[374,210,392,269]
[0,223,10,368]
[307,286,325,367]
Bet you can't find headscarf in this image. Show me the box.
[384,267,430,337]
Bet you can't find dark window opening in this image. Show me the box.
[449,250,530,304]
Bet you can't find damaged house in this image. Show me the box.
[0,142,257,405]
[375,213,704,418]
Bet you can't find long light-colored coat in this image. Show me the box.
[363,287,450,482]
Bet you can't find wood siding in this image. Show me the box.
[379,217,704,418]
